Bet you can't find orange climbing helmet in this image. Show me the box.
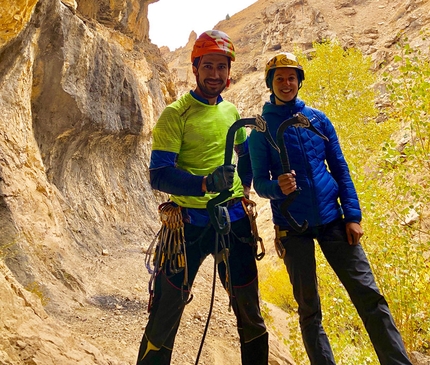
[191,30,236,63]
[264,52,304,88]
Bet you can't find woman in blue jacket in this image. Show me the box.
[249,52,412,365]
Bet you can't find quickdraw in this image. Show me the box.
[242,197,265,260]
[274,225,288,259]
[161,203,186,273]
[145,201,188,312]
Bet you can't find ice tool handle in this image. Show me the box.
[207,115,278,234]
[276,112,329,233]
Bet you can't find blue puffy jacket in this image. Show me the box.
[249,98,361,229]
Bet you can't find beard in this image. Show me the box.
[196,78,227,99]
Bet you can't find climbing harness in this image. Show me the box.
[276,112,328,232]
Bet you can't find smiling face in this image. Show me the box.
[193,53,230,104]
[272,67,299,105]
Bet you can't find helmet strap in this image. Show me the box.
[192,57,201,69]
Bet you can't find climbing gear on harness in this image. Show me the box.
[156,202,186,275]
[274,225,289,258]
[276,112,329,232]
[242,197,265,260]
[145,201,190,312]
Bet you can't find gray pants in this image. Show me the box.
[281,218,412,365]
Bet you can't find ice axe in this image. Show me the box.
[276,112,329,232]
[207,115,279,234]
[196,115,278,365]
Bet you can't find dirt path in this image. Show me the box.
[60,242,242,365]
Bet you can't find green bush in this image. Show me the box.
[373,35,430,354]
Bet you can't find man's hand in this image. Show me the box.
[205,164,236,193]
[278,170,297,195]
[346,222,363,245]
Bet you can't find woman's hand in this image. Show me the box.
[278,170,297,196]
[346,222,363,245]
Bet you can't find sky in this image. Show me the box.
[148,0,257,50]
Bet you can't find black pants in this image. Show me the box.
[281,218,412,365]
[136,216,268,365]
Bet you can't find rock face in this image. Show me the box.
[1,0,161,285]
[1,0,173,363]
[1,0,430,364]
[165,0,430,119]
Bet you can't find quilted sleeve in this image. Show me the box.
[322,112,362,223]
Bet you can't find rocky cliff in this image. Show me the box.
[1,0,430,364]
[1,0,173,363]
[167,0,430,114]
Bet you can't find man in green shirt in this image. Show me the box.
[136,30,268,365]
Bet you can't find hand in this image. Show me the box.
[206,164,236,193]
[242,185,251,199]
[346,222,363,245]
[278,170,297,195]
